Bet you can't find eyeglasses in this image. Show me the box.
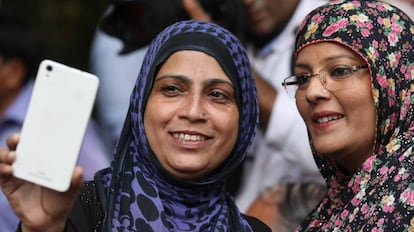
[281,65,368,98]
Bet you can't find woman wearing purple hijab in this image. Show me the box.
[282,0,414,230]
[0,20,270,231]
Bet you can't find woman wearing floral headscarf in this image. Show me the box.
[281,0,414,230]
[0,20,270,231]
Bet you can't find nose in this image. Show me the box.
[303,75,330,102]
[179,94,207,121]
[316,71,327,86]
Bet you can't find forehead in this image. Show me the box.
[156,50,231,81]
[296,42,364,64]
[164,50,216,61]
[160,50,220,69]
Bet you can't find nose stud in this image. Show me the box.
[201,112,207,117]
[321,88,328,94]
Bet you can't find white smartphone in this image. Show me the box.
[13,59,99,192]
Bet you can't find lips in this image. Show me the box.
[311,110,345,125]
[315,115,344,123]
[172,132,207,142]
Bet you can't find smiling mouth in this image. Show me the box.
[172,133,207,142]
[315,115,343,123]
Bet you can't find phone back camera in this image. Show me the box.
[46,65,53,71]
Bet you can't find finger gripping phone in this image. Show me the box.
[13,59,99,192]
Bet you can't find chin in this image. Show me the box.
[170,165,208,179]
[173,171,206,181]
[313,143,340,157]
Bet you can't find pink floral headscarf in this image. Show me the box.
[294,1,414,231]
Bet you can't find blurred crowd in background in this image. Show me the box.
[0,0,107,71]
[2,0,412,72]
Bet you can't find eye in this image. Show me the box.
[296,74,311,86]
[161,84,182,96]
[330,66,355,79]
[208,90,231,100]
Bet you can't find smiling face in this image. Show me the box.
[143,50,239,180]
[295,42,376,173]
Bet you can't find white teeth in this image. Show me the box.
[173,133,206,141]
[316,115,342,123]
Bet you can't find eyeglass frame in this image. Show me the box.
[281,65,368,98]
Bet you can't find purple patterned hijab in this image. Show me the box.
[98,20,258,231]
[293,1,414,231]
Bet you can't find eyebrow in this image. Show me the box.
[155,74,189,83]
[155,74,234,88]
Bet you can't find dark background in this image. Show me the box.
[1,0,109,71]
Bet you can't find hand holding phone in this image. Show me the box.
[13,59,99,192]
[0,133,84,232]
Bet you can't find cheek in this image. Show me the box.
[214,108,239,148]
[344,83,375,117]
[341,85,376,140]
[143,100,174,138]
[295,99,308,122]
[225,116,239,140]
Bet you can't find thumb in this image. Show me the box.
[6,133,20,150]
[68,166,84,196]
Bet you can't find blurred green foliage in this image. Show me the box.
[1,0,109,71]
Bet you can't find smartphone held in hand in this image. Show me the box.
[13,59,99,192]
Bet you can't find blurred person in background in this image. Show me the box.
[0,8,110,231]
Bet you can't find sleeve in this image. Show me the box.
[16,182,102,232]
[264,91,320,173]
[65,181,104,231]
